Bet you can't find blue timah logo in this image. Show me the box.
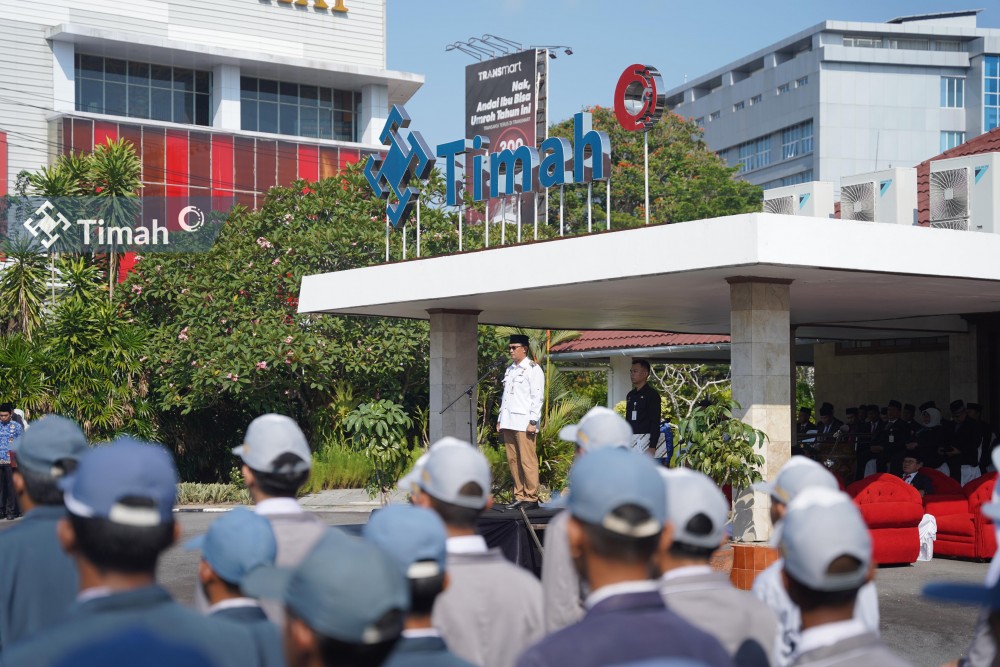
[364,106,435,229]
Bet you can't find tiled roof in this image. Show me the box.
[916,127,1000,225]
[551,330,730,353]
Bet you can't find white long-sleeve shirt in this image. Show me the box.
[498,358,545,431]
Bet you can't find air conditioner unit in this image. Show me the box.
[840,167,917,225]
[928,152,999,233]
[762,181,835,218]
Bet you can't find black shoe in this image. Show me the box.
[5,515,14,521]
[505,500,524,510]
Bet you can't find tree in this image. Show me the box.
[648,363,731,423]
[546,106,762,232]
[0,237,49,340]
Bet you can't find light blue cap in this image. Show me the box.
[924,579,1000,611]
[59,437,178,526]
[780,488,871,592]
[567,448,665,538]
[10,415,88,476]
[363,505,447,579]
[185,506,276,586]
[243,530,408,644]
[419,442,491,509]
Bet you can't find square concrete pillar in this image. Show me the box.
[607,355,633,409]
[949,325,979,404]
[727,278,793,542]
[212,64,241,131]
[428,309,480,444]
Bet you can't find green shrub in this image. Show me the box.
[176,482,250,505]
[300,444,374,494]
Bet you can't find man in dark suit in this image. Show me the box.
[900,455,934,498]
[877,399,912,474]
[515,449,731,667]
[815,403,844,446]
[942,400,983,484]
[967,403,998,474]
[856,405,885,480]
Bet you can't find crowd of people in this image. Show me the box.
[795,399,997,487]
[2,405,1000,666]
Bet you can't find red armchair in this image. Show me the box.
[847,473,923,565]
[922,469,997,559]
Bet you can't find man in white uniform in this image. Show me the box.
[497,334,545,510]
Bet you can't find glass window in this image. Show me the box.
[694,117,704,127]
[796,76,809,87]
[733,100,745,111]
[74,54,211,126]
[737,136,770,173]
[781,120,813,160]
[709,110,720,121]
[750,94,762,106]
[986,56,1000,132]
[777,82,790,95]
[240,76,358,140]
[940,77,965,108]
[940,131,966,153]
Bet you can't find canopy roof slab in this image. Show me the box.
[298,214,1000,338]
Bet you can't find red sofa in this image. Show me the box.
[921,468,997,559]
[847,473,924,565]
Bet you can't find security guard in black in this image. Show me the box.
[626,359,661,455]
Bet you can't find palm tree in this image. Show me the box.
[0,237,50,340]
[88,139,142,299]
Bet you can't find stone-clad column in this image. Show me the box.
[727,278,793,542]
[428,309,480,444]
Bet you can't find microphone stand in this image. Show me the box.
[440,358,507,445]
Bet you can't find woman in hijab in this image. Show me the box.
[917,407,946,469]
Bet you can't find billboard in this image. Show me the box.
[465,49,547,225]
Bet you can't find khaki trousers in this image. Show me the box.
[501,429,539,501]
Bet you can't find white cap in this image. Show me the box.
[559,406,633,452]
[780,488,871,592]
[753,456,837,505]
[658,468,728,549]
[232,414,311,474]
[418,441,491,510]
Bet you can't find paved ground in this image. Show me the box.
[0,501,991,666]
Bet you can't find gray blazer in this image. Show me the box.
[433,549,544,667]
[791,631,912,666]
[540,510,585,633]
[661,570,778,667]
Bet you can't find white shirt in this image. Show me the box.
[208,598,262,614]
[76,586,113,604]
[402,628,441,639]
[660,565,714,582]
[584,580,660,610]
[446,535,488,554]
[903,472,916,484]
[796,618,869,655]
[498,357,545,432]
[254,497,303,516]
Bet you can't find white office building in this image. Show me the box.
[0,0,421,204]
[664,9,1000,190]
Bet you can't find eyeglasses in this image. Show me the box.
[508,345,521,350]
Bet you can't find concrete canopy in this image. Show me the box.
[299,214,1000,339]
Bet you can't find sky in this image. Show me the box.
[386,0,1000,150]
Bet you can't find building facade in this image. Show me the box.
[664,10,1000,190]
[0,0,422,206]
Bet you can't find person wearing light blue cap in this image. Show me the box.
[187,506,286,666]
[0,415,88,649]
[656,468,777,667]
[1,437,263,667]
[750,457,880,667]
[363,505,475,667]
[414,439,543,667]
[516,448,732,667]
[777,488,909,666]
[242,530,408,667]
[542,406,634,633]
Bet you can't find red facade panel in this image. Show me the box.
[256,140,277,194]
[233,137,256,193]
[71,118,93,155]
[297,144,319,182]
[120,125,143,165]
[319,147,339,180]
[277,141,297,186]
[165,130,189,230]
[211,134,234,198]
[93,121,118,147]
[188,132,211,190]
[143,127,166,184]
[339,147,359,171]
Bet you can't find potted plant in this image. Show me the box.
[674,399,771,588]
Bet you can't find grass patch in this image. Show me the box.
[177,482,250,505]
[299,444,375,494]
